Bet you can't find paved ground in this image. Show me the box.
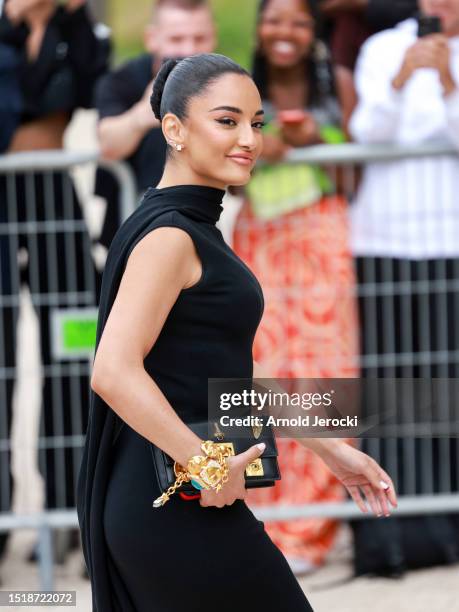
[1,111,458,611]
[3,520,459,611]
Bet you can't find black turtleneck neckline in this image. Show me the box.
[144,184,225,225]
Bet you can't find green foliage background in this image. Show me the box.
[110,0,259,68]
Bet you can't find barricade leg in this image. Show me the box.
[0,173,21,558]
[37,523,54,591]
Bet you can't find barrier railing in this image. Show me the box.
[1,143,459,590]
[233,139,459,519]
[0,150,136,589]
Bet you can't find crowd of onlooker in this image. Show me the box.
[2,0,459,580]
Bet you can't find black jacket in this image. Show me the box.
[0,42,22,151]
[0,2,110,126]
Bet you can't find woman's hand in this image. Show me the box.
[199,443,265,508]
[279,112,322,148]
[316,440,398,517]
[260,133,291,163]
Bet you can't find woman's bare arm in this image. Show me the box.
[92,226,267,508]
[253,359,397,514]
[335,65,358,139]
[253,359,344,456]
[91,226,204,466]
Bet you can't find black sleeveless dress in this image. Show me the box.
[77,184,313,612]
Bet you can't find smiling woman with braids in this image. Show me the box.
[77,52,397,612]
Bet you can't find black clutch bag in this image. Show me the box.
[150,419,281,493]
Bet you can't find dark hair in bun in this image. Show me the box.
[150,53,250,123]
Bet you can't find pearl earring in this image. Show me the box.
[176,144,183,151]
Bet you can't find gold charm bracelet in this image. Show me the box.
[152,440,233,508]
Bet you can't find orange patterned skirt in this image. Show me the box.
[232,194,359,567]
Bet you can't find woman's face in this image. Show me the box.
[257,0,315,68]
[177,73,264,189]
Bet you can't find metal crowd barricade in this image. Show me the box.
[0,150,136,590]
[1,143,459,590]
[238,140,459,520]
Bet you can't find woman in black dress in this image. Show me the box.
[77,53,397,611]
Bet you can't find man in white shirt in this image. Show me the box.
[348,0,459,579]
[350,0,459,259]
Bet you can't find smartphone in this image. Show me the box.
[417,14,442,37]
[277,109,306,125]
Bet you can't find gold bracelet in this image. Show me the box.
[152,440,232,508]
[187,441,233,491]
